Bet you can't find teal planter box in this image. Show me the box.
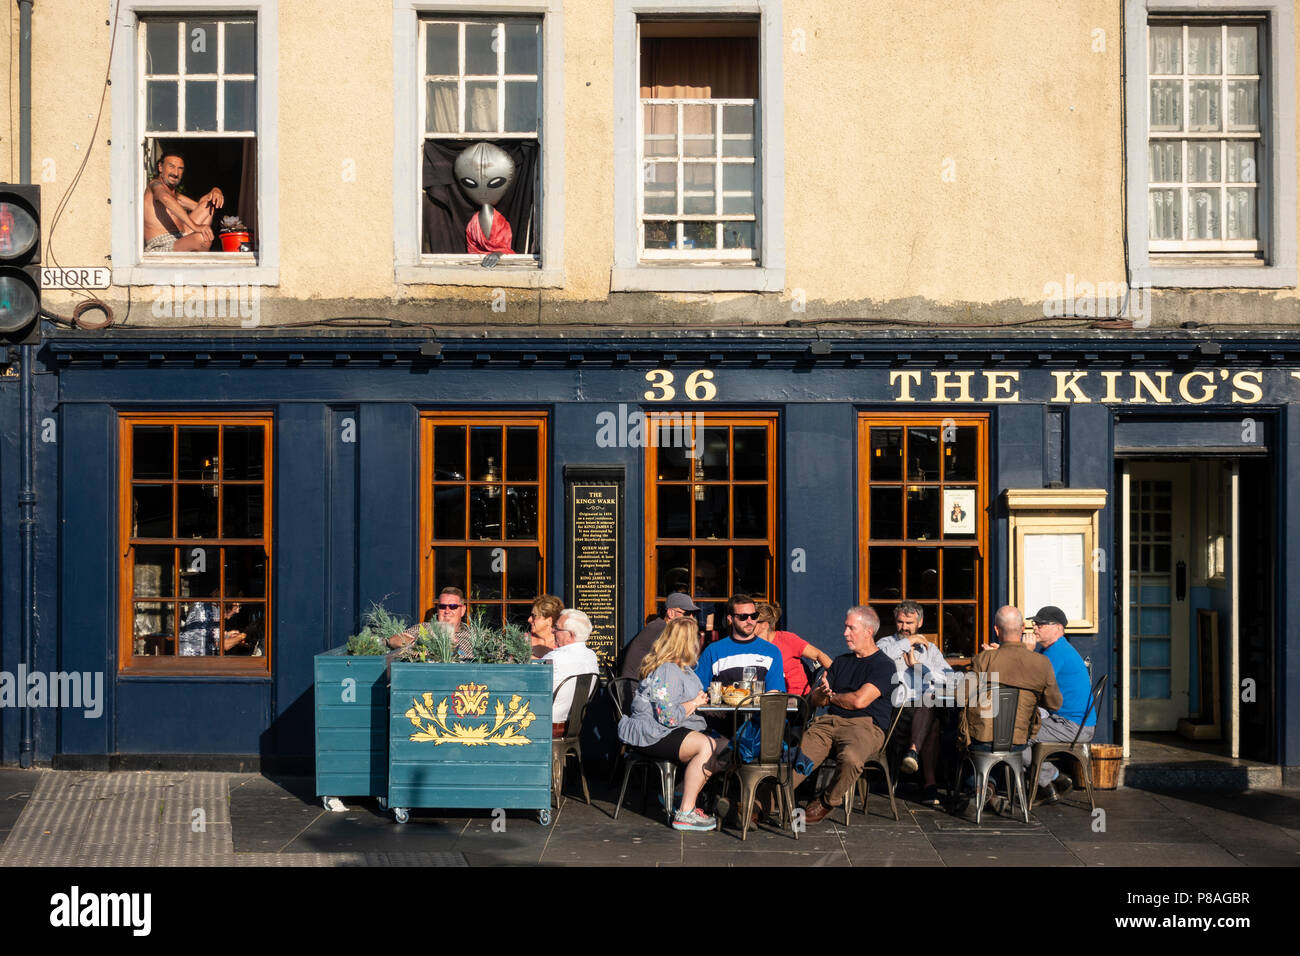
[387,662,553,819]
[314,647,390,800]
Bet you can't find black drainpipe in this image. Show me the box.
[18,0,36,768]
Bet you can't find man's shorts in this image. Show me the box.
[145,232,181,253]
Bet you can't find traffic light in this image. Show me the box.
[0,183,40,346]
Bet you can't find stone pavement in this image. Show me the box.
[2,766,1298,866]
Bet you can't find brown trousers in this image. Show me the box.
[796,715,885,804]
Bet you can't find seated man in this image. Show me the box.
[694,592,785,693]
[958,605,1062,812]
[876,600,955,806]
[388,587,473,658]
[143,151,225,253]
[543,608,600,737]
[1028,605,1096,803]
[790,605,897,824]
[620,591,699,679]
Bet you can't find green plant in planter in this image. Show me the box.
[462,613,532,664]
[345,602,409,656]
[397,621,456,663]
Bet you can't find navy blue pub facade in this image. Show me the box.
[1,326,1296,777]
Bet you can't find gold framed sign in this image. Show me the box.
[1005,489,1107,633]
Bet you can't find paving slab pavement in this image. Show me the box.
[0,767,1297,867]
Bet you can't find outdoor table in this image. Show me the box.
[698,700,800,715]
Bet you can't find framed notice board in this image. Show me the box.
[564,465,624,667]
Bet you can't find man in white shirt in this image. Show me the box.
[544,608,600,736]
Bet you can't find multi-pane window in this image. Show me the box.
[638,23,759,261]
[420,414,547,629]
[119,415,271,671]
[139,16,258,254]
[420,18,541,257]
[646,414,776,626]
[858,415,987,660]
[1148,19,1263,252]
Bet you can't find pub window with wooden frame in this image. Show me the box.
[420,17,541,260]
[140,16,258,257]
[645,413,776,629]
[120,415,272,673]
[638,20,759,263]
[857,415,988,661]
[420,413,547,630]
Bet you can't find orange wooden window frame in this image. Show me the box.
[117,412,274,676]
[856,413,989,660]
[644,411,778,621]
[418,411,549,626]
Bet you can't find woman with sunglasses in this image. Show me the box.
[527,594,564,659]
[618,616,729,831]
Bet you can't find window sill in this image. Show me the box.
[118,661,271,679]
[1131,260,1297,289]
[115,258,279,287]
[396,261,563,288]
[611,265,784,293]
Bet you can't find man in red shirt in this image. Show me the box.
[755,601,831,697]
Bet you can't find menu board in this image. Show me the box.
[567,478,621,666]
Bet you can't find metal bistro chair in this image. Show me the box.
[721,692,809,841]
[551,672,599,808]
[1028,673,1110,812]
[609,677,679,826]
[841,703,904,825]
[955,684,1032,825]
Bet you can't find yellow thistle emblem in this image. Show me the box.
[406,691,537,746]
[452,682,489,717]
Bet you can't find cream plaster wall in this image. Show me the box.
[11,0,1300,321]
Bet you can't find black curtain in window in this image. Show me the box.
[421,140,539,255]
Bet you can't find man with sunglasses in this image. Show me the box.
[388,587,473,657]
[694,593,785,693]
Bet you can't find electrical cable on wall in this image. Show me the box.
[40,0,123,330]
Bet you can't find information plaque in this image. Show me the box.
[565,467,624,667]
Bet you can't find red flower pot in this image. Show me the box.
[219,231,251,252]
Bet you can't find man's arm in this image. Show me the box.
[828,680,882,711]
[148,182,204,233]
[1042,672,1064,713]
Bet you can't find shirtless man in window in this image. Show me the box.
[143,152,225,253]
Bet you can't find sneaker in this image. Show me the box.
[920,784,942,807]
[672,808,717,832]
[901,747,920,775]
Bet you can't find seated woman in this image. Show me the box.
[617,617,730,832]
[527,594,564,659]
[755,601,832,697]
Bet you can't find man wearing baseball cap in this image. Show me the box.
[619,591,700,679]
[1029,605,1096,803]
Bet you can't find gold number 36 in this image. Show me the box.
[643,369,717,402]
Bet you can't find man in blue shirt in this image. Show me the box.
[1029,605,1096,803]
[695,593,786,693]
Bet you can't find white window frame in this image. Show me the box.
[613,0,785,293]
[111,1,280,286]
[639,97,758,261]
[1125,0,1296,288]
[394,1,564,288]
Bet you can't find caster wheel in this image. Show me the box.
[537,809,552,827]
[377,797,388,810]
[322,796,347,812]
[393,807,410,824]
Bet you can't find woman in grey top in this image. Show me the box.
[618,617,729,831]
